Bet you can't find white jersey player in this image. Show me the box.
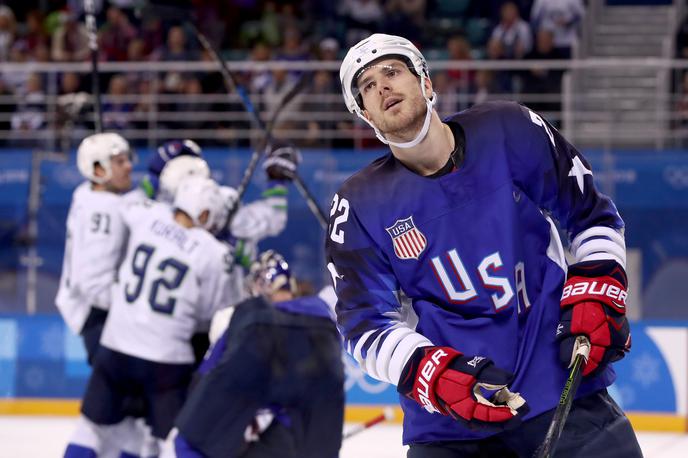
[55,132,133,363]
[101,177,234,363]
[78,176,235,454]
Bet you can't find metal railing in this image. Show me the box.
[3,58,688,150]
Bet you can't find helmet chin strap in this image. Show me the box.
[361,75,437,149]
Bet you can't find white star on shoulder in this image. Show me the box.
[568,155,593,194]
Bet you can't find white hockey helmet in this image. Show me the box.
[339,33,437,149]
[76,132,131,184]
[206,185,240,235]
[158,155,211,203]
[173,175,224,231]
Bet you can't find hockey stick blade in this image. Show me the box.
[84,0,102,133]
[343,408,395,440]
[533,336,590,458]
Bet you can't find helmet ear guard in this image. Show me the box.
[339,33,437,149]
[76,132,132,184]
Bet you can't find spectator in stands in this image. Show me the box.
[471,69,499,106]
[430,71,460,117]
[0,5,16,62]
[530,0,584,59]
[383,0,429,47]
[446,35,475,100]
[260,1,281,46]
[99,5,138,61]
[159,25,198,61]
[175,75,211,131]
[278,25,309,61]
[247,41,273,94]
[192,1,226,50]
[278,3,306,36]
[338,0,384,47]
[276,25,311,80]
[303,69,340,148]
[51,11,89,62]
[523,27,564,124]
[318,37,340,61]
[488,2,533,60]
[14,10,48,58]
[261,65,304,137]
[131,77,156,144]
[4,40,40,95]
[0,78,15,146]
[140,16,165,57]
[317,37,341,83]
[487,1,533,93]
[10,73,46,147]
[102,74,134,131]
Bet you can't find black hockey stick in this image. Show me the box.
[342,408,395,440]
[83,0,102,133]
[189,23,307,199]
[533,336,590,458]
[293,174,328,230]
[235,73,308,200]
[190,24,326,229]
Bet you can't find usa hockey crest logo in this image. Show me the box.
[386,216,427,260]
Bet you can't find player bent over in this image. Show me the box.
[78,176,236,454]
[326,33,642,457]
[174,251,345,458]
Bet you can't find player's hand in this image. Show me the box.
[140,174,158,199]
[263,144,301,181]
[398,346,528,430]
[219,185,240,220]
[557,261,631,376]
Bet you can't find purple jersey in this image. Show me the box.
[325,101,626,444]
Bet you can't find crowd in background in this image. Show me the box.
[0,0,585,148]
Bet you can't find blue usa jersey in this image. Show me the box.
[325,101,626,444]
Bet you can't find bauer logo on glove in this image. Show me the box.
[398,346,529,431]
[557,260,631,376]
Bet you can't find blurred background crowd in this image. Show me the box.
[0,0,588,149]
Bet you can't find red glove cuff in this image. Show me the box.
[412,347,462,414]
[560,275,627,314]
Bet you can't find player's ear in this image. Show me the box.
[94,163,105,177]
[199,209,210,226]
[424,76,433,99]
[362,109,372,122]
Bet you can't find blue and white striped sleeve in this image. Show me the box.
[325,193,431,385]
[511,104,625,268]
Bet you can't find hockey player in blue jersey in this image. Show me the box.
[326,33,642,457]
[174,250,345,458]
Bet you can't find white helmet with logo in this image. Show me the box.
[158,155,211,203]
[76,132,131,184]
[173,175,224,231]
[339,33,436,149]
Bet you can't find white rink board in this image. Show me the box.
[2,416,688,457]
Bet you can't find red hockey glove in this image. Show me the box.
[557,261,631,376]
[398,346,528,430]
